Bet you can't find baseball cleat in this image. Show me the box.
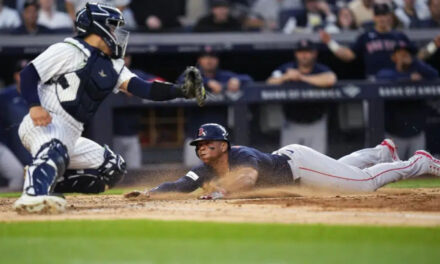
[414,150,440,177]
[380,139,400,161]
[13,194,66,214]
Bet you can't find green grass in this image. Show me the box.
[386,178,440,188]
[0,220,439,264]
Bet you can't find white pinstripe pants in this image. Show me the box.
[19,114,104,170]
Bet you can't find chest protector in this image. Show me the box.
[54,38,121,123]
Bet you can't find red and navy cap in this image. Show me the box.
[190,123,230,146]
[293,39,316,51]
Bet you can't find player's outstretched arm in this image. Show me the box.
[119,67,206,106]
[417,35,440,61]
[123,176,199,198]
[218,167,258,193]
[319,30,356,62]
[299,72,338,88]
[199,167,258,200]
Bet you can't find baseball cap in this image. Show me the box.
[211,0,230,7]
[198,46,218,58]
[293,39,316,51]
[23,0,39,9]
[393,41,417,54]
[373,3,392,15]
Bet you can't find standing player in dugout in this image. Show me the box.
[126,123,440,200]
[13,3,206,213]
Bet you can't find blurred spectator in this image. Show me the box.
[66,0,137,29]
[394,0,431,28]
[417,0,440,61]
[0,60,32,166]
[11,0,53,34]
[348,0,374,28]
[38,0,73,31]
[425,0,440,28]
[0,143,24,191]
[179,48,253,167]
[0,59,33,191]
[325,6,358,32]
[129,0,185,32]
[376,42,439,158]
[181,0,209,27]
[112,55,165,169]
[282,0,336,33]
[194,0,242,32]
[320,3,415,78]
[0,0,21,31]
[249,0,303,31]
[267,40,337,153]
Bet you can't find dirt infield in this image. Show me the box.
[1,187,440,226]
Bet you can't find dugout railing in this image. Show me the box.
[89,80,440,149]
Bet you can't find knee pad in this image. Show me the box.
[24,139,69,196]
[54,145,126,194]
[55,169,106,194]
[98,145,127,188]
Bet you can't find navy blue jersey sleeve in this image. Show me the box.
[149,175,200,193]
[150,164,215,193]
[270,62,295,77]
[412,60,439,80]
[20,63,41,107]
[236,73,254,84]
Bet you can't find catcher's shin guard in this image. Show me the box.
[23,139,69,196]
[14,139,69,213]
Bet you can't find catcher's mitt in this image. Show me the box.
[180,66,206,106]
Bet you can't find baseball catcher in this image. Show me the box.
[126,123,440,200]
[13,3,206,213]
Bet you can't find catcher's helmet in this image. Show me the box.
[190,123,230,146]
[75,3,128,59]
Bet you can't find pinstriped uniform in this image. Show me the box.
[18,37,135,169]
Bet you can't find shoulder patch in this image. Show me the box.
[185,171,199,181]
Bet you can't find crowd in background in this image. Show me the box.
[1,0,440,190]
[0,0,439,34]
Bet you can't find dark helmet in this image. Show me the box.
[75,3,128,59]
[190,123,230,147]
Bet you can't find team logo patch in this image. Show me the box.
[198,128,206,137]
[98,70,107,78]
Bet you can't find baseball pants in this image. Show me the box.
[275,144,430,192]
[19,113,105,170]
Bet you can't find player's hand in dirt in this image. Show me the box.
[30,106,52,126]
[124,190,150,199]
[180,66,206,107]
[198,191,225,200]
